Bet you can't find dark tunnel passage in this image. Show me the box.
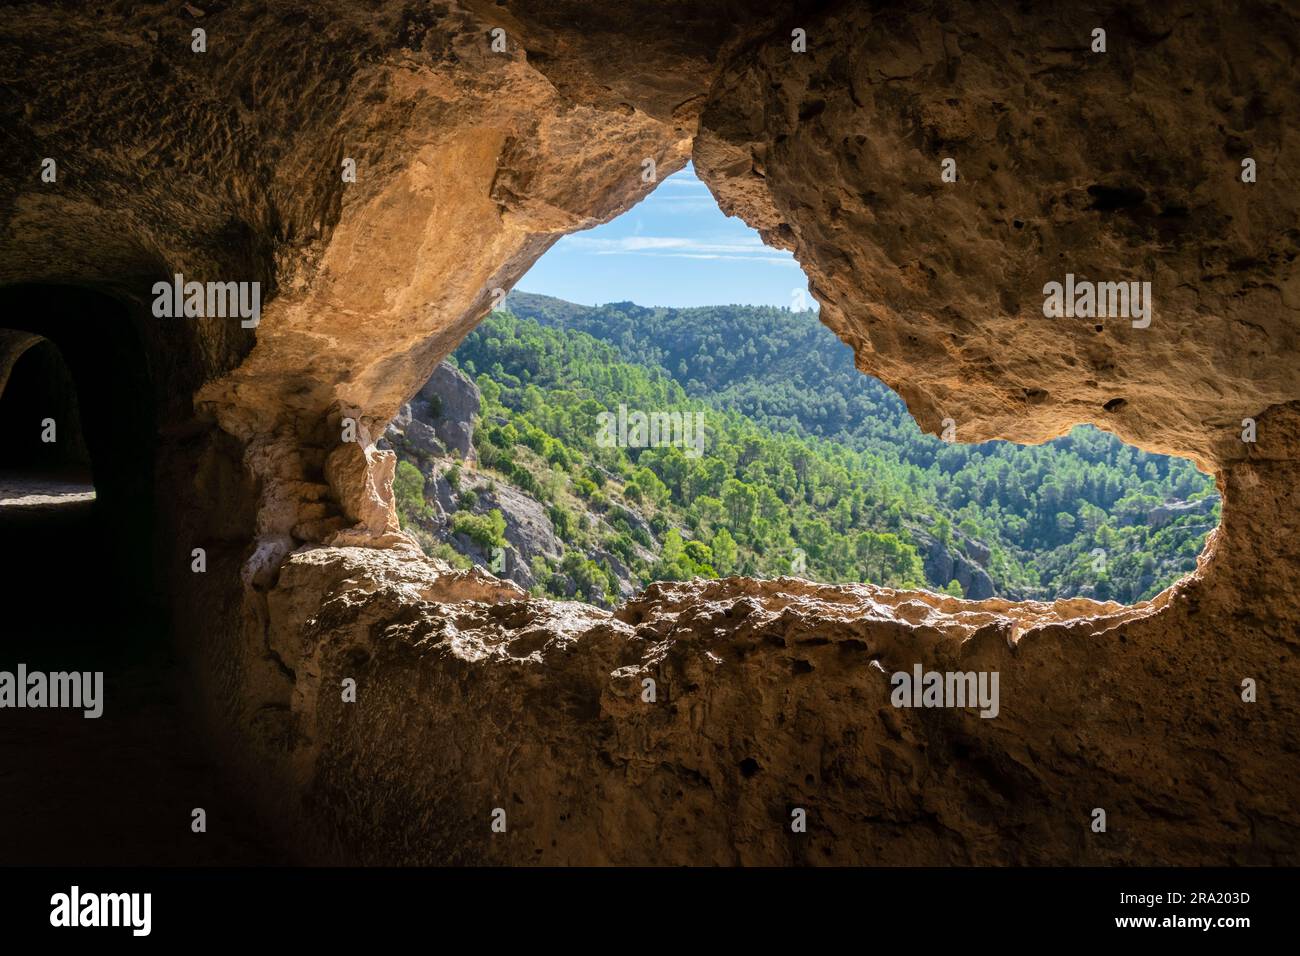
[0,285,157,644]
[0,284,279,864]
[0,333,92,482]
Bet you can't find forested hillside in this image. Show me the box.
[389,297,1218,606]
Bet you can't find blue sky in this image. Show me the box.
[516,163,813,309]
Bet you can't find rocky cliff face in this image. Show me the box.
[384,362,481,463]
[910,523,996,601]
[384,360,652,598]
[2,0,1297,865]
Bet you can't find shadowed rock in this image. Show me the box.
[0,0,1296,865]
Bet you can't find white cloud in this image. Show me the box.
[564,234,777,254]
[600,251,799,265]
[554,234,798,267]
[659,176,711,191]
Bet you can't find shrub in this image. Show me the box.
[548,504,575,542]
[451,509,507,550]
[393,461,429,524]
[427,540,472,570]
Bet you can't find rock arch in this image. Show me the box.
[0,0,1296,864]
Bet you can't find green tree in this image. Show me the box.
[711,528,738,575]
[721,478,758,534]
[393,461,428,524]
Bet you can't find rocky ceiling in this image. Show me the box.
[1,0,1297,864]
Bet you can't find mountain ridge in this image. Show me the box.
[385,296,1218,605]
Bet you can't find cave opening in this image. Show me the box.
[0,283,282,865]
[385,165,1220,610]
[0,284,158,650]
[0,332,94,506]
[0,0,1292,878]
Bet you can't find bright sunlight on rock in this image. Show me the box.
[0,1,1296,918]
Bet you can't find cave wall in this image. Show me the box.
[695,0,1300,472]
[1,0,1297,864]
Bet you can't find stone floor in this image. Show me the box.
[0,474,283,864]
[0,471,96,507]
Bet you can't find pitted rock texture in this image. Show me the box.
[3,0,789,548]
[252,467,1298,865]
[3,0,1299,865]
[232,411,1298,866]
[696,0,1300,471]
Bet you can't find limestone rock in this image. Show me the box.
[3,0,1298,867]
[472,479,561,570]
[323,437,401,544]
[1149,497,1217,529]
[696,1,1300,474]
[911,524,997,600]
[385,404,447,460]
[419,362,482,460]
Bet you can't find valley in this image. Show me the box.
[384,294,1219,606]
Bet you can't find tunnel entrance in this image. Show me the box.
[0,285,157,642]
[0,284,280,864]
[0,332,95,510]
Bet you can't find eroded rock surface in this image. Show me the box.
[420,363,482,461]
[695,0,1300,472]
[255,440,1298,864]
[2,0,1298,865]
